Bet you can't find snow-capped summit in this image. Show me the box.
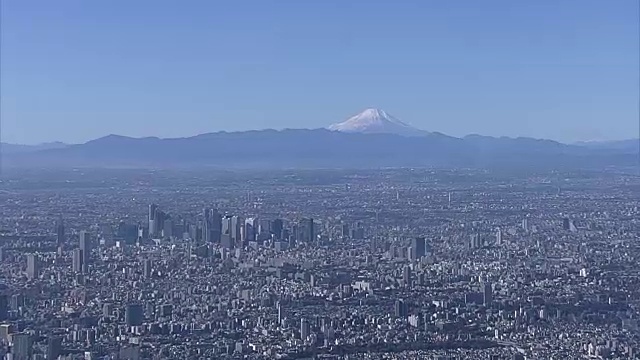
[328,108,427,137]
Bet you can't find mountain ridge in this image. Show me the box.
[3,128,636,170]
[1,141,69,154]
[2,107,636,170]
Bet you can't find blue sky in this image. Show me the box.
[1,0,638,144]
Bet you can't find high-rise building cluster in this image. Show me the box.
[0,168,637,359]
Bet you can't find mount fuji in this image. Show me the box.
[328,108,428,137]
[2,108,635,169]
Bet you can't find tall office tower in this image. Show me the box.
[522,218,529,232]
[562,217,571,230]
[298,218,314,243]
[211,210,222,242]
[148,204,158,236]
[11,333,33,360]
[79,231,91,265]
[195,220,204,242]
[143,259,152,278]
[410,237,426,261]
[46,336,62,360]
[55,218,65,245]
[221,234,233,249]
[222,215,232,238]
[270,219,283,240]
[394,299,408,318]
[204,208,223,242]
[0,295,7,321]
[203,208,213,242]
[231,216,242,244]
[125,304,144,326]
[353,224,365,240]
[244,218,256,242]
[118,221,139,244]
[406,246,414,261]
[483,282,493,306]
[26,254,38,280]
[496,228,503,246]
[72,249,84,273]
[255,219,267,236]
[100,224,114,242]
[276,302,283,324]
[469,233,482,249]
[341,223,350,238]
[155,210,166,237]
[137,224,147,241]
[162,218,173,238]
[402,265,411,285]
[300,318,310,340]
[202,209,222,243]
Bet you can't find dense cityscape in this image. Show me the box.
[2,0,637,359]
[0,167,638,359]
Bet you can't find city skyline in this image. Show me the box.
[1,167,639,358]
[1,1,638,144]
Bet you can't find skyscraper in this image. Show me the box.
[469,233,482,249]
[46,336,62,360]
[0,295,7,321]
[300,318,310,340]
[72,248,83,273]
[298,218,314,243]
[125,304,144,326]
[143,259,152,278]
[242,218,255,242]
[483,282,493,306]
[162,218,173,238]
[394,299,408,318]
[231,215,242,245]
[26,254,38,280]
[270,219,283,240]
[276,301,283,325]
[221,234,233,249]
[148,204,158,236]
[222,215,232,238]
[203,208,222,242]
[155,209,166,236]
[79,231,91,265]
[55,218,65,245]
[402,265,411,285]
[341,223,350,238]
[410,237,426,261]
[11,333,33,360]
[496,228,503,246]
[203,209,212,242]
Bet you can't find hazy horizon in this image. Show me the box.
[1,1,638,145]
[1,124,639,147]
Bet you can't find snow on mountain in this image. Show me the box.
[328,108,428,137]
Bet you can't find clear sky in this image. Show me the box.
[1,0,638,144]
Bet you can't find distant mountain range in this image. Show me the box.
[1,141,68,154]
[1,109,637,170]
[574,139,638,151]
